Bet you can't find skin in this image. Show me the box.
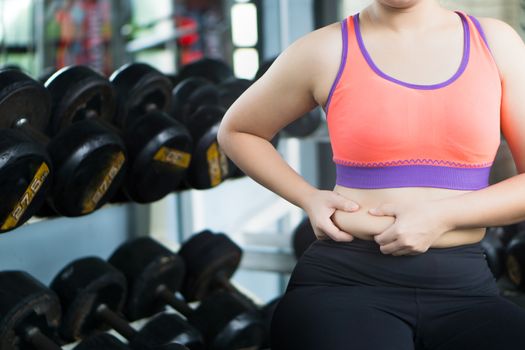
[218,0,525,256]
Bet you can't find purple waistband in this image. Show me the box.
[335,164,491,190]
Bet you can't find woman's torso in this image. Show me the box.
[311,9,501,248]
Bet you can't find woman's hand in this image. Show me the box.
[368,201,454,256]
[302,190,360,241]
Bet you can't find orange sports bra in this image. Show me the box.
[325,12,502,190]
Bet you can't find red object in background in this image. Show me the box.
[177,16,199,46]
[175,15,203,65]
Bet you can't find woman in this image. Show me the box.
[218,0,525,349]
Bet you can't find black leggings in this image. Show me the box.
[271,239,525,350]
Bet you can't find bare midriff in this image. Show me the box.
[331,185,486,248]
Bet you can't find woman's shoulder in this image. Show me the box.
[476,16,524,76]
[261,21,345,105]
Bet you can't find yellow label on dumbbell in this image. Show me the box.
[207,142,222,187]
[81,152,125,214]
[1,162,50,231]
[218,147,230,178]
[153,147,192,169]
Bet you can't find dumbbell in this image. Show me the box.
[0,67,127,225]
[0,270,131,350]
[171,78,237,187]
[171,78,279,184]
[254,58,322,138]
[0,67,127,220]
[176,230,254,303]
[41,66,128,215]
[0,70,53,231]
[291,216,317,259]
[50,257,189,349]
[170,70,239,189]
[109,236,265,350]
[109,63,193,203]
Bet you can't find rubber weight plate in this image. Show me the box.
[132,313,204,350]
[44,65,115,136]
[50,257,128,342]
[188,291,265,350]
[171,77,213,124]
[179,231,242,302]
[110,63,172,128]
[46,119,127,215]
[0,271,62,350]
[184,106,234,189]
[120,110,192,202]
[108,237,186,321]
[176,58,234,84]
[0,130,52,232]
[0,69,50,133]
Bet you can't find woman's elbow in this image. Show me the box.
[217,121,234,153]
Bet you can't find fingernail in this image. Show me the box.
[369,208,378,214]
[349,203,359,211]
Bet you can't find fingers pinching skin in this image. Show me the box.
[331,192,360,212]
[369,203,397,217]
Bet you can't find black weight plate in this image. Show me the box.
[217,78,251,110]
[185,105,224,142]
[122,111,193,203]
[179,232,242,302]
[185,126,230,190]
[0,271,62,350]
[283,107,323,138]
[47,119,127,216]
[171,77,214,124]
[184,84,220,121]
[132,313,205,350]
[0,129,52,233]
[188,291,265,350]
[292,217,317,259]
[50,257,128,342]
[108,237,186,321]
[44,65,116,136]
[0,69,51,133]
[177,58,234,84]
[110,63,172,128]
[74,334,129,350]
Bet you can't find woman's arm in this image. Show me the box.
[218,24,359,240]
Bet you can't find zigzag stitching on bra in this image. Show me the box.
[333,158,493,168]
